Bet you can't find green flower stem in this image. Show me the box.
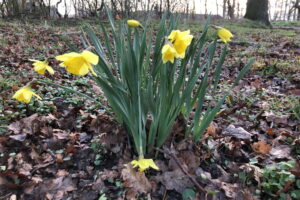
[36,79,113,116]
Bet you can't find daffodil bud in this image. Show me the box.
[127,20,142,28]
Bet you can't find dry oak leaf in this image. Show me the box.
[251,141,272,154]
[206,122,219,139]
[121,164,152,200]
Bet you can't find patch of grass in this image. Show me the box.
[0,76,20,91]
[272,20,300,27]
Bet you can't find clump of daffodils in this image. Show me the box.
[12,16,250,174]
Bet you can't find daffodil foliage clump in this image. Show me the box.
[13,9,254,172]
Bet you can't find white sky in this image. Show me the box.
[192,0,281,18]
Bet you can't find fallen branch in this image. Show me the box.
[50,31,81,36]
[153,147,205,193]
[229,41,261,46]
[273,26,300,31]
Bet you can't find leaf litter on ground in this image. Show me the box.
[0,19,299,199]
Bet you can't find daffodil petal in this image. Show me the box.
[62,56,89,76]
[130,158,159,172]
[217,28,233,43]
[55,52,80,61]
[29,59,40,62]
[31,92,42,100]
[22,91,32,102]
[46,66,55,75]
[81,50,99,65]
[148,160,159,170]
[88,65,97,76]
[12,89,23,99]
[162,44,177,63]
[34,65,46,75]
[168,30,179,42]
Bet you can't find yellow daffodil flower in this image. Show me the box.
[12,86,42,103]
[161,44,177,63]
[131,158,159,172]
[217,28,233,43]
[29,59,55,75]
[168,30,193,59]
[127,19,142,28]
[55,50,99,76]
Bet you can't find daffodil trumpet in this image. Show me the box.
[55,50,99,76]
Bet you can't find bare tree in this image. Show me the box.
[185,0,189,17]
[223,0,227,18]
[216,0,219,15]
[237,2,240,18]
[227,0,235,19]
[284,0,290,20]
[56,0,62,18]
[204,0,207,17]
[244,0,271,25]
[288,0,300,20]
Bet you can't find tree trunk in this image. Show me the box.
[295,0,300,20]
[227,0,235,19]
[223,0,227,18]
[204,0,207,17]
[166,0,170,16]
[244,0,270,25]
[216,0,219,15]
[56,0,62,18]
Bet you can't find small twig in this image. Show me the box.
[0,192,12,200]
[273,26,300,31]
[153,147,205,193]
[30,149,56,175]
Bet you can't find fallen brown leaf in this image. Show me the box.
[266,128,276,136]
[252,141,272,154]
[154,169,193,193]
[121,164,152,199]
[206,122,219,139]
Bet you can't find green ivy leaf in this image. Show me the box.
[296,180,300,189]
[291,190,300,199]
[182,188,196,200]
